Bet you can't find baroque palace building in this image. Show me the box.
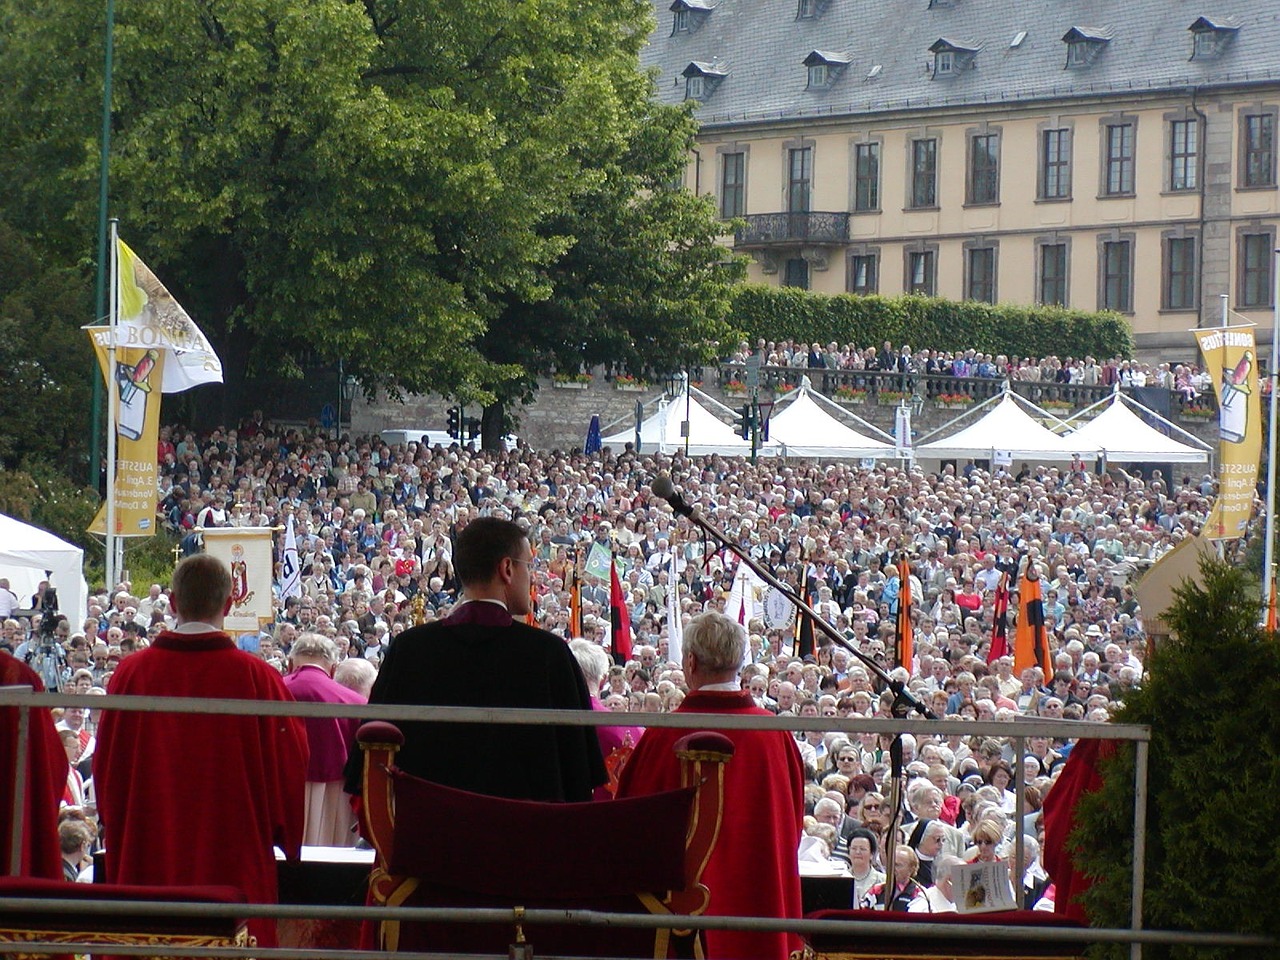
[642,0,1280,359]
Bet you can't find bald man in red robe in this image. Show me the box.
[95,554,307,947]
[617,611,804,960]
[0,653,68,879]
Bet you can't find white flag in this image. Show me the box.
[280,515,302,601]
[666,548,683,666]
[114,239,223,392]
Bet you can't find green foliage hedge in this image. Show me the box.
[1071,559,1280,960]
[727,286,1134,360]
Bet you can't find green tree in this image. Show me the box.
[0,0,726,433]
[1071,558,1280,959]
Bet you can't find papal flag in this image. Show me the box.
[1193,325,1263,540]
[279,515,302,601]
[666,548,683,665]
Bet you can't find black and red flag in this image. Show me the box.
[608,557,633,662]
[1014,560,1051,676]
[987,571,1011,664]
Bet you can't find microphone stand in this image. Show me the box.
[653,483,935,722]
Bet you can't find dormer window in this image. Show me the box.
[802,50,850,90]
[682,60,728,101]
[1062,26,1112,68]
[670,0,714,36]
[928,38,979,78]
[1189,16,1239,60]
[797,0,818,19]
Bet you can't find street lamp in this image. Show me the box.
[340,374,359,437]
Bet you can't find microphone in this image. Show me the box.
[650,474,694,518]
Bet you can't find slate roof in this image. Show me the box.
[641,0,1280,129]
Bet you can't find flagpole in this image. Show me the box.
[1263,249,1279,622]
[105,219,120,594]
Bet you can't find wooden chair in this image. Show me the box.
[355,720,734,959]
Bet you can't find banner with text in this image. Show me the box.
[201,528,276,631]
[1194,326,1262,540]
[87,326,165,537]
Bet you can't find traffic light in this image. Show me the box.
[446,406,461,439]
[737,403,752,440]
[465,417,481,440]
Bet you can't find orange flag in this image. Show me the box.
[568,564,583,639]
[1014,562,1051,677]
[1267,574,1276,634]
[896,554,913,672]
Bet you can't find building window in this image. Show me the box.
[968,133,999,205]
[673,8,690,33]
[720,152,745,219]
[848,254,878,295]
[1169,119,1198,191]
[1067,42,1090,67]
[1240,233,1274,307]
[1039,243,1068,306]
[966,247,997,303]
[1103,122,1135,196]
[1243,113,1276,188]
[784,258,810,289]
[1040,128,1072,199]
[907,250,935,296]
[685,75,704,101]
[787,147,812,213]
[854,142,880,212]
[1101,240,1133,312]
[797,0,818,18]
[807,63,828,89]
[910,138,937,208]
[1164,236,1197,310]
[935,51,954,76]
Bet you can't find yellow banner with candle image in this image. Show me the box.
[1193,326,1263,541]
[87,325,165,537]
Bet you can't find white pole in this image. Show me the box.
[1221,293,1229,328]
[105,220,120,595]
[1263,250,1280,622]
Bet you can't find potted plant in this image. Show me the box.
[1041,399,1073,413]
[613,374,649,392]
[1180,404,1216,420]
[935,392,975,409]
[553,372,593,389]
[833,385,868,405]
[878,389,911,405]
[723,378,748,397]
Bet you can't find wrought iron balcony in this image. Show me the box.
[734,212,850,247]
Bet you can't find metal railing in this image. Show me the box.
[735,212,851,246]
[1,687,1266,959]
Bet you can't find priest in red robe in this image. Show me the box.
[617,611,804,960]
[0,653,69,879]
[95,554,308,947]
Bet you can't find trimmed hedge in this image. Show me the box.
[728,286,1134,360]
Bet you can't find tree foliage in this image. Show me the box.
[1071,558,1280,960]
[728,286,1135,361]
[0,0,733,435]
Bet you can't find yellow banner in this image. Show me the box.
[1194,326,1262,540]
[88,326,164,538]
[200,528,275,631]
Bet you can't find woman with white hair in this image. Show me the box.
[909,854,964,913]
[569,639,642,799]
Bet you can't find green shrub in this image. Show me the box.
[727,286,1134,360]
[1071,558,1280,959]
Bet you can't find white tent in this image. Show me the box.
[768,384,896,459]
[917,394,1097,462]
[601,387,782,456]
[0,513,88,624]
[1061,397,1211,463]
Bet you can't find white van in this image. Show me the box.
[380,428,519,451]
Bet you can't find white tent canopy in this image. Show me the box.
[1061,398,1211,463]
[917,394,1097,462]
[768,384,896,459]
[0,513,88,625]
[602,387,782,456]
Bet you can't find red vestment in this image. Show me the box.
[616,689,804,960]
[1041,738,1116,923]
[95,631,308,947]
[0,655,68,879]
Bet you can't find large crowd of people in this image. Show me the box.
[2,382,1216,920]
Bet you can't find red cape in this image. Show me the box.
[0,655,68,879]
[1041,738,1117,923]
[617,689,804,960]
[94,631,308,947]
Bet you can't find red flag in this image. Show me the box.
[987,572,1011,664]
[525,577,538,626]
[1014,562,1051,677]
[895,554,913,672]
[1268,575,1277,634]
[567,565,583,639]
[609,558,633,662]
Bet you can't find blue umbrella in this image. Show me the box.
[584,414,602,454]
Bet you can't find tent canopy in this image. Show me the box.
[0,513,87,625]
[768,386,895,459]
[917,395,1097,461]
[601,388,781,456]
[1061,399,1210,463]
